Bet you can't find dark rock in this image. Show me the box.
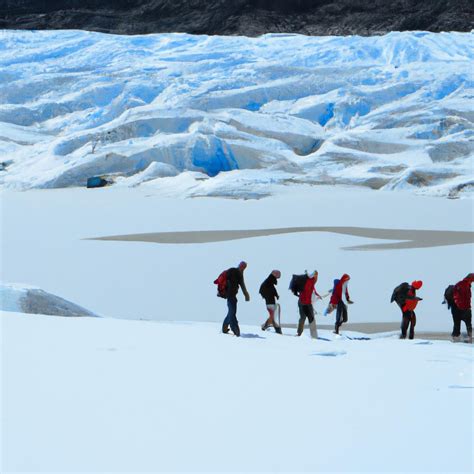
[0,1,472,36]
[20,289,98,317]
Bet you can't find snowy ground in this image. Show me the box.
[2,311,473,473]
[1,185,472,332]
[0,30,473,197]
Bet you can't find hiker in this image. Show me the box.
[444,284,459,341]
[391,280,423,339]
[329,274,354,335]
[260,270,282,334]
[450,273,474,342]
[296,270,320,339]
[220,261,250,337]
[323,279,339,316]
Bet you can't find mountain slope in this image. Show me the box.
[0,0,473,36]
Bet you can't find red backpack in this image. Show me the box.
[214,270,228,298]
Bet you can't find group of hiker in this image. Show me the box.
[214,263,474,343]
[390,274,474,342]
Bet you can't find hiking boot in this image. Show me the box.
[233,327,241,337]
[297,320,304,337]
[275,327,282,334]
[222,325,230,334]
[261,323,269,331]
[451,335,461,343]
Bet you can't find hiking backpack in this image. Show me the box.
[391,282,410,308]
[289,274,308,296]
[214,270,228,298]
[443,285,455,309]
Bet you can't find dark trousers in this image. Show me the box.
[223,296,240,336]
[335,301,348,333]
[401,311,416,339]
[451,307,472,337]
[297,302,314,336]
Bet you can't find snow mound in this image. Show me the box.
[0,283,98,317]
[0,30,473,197]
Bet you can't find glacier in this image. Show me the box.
[0,29,472,197]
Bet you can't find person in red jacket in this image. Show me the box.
[452,273,474,342]
[330,274,354,335]
[296,270,321,339]
[400,280,423,339]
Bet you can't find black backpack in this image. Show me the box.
[289,274,308,296]
[443,285,455,309]
[391,282,410,308]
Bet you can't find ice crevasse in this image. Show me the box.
[0,30,472,197]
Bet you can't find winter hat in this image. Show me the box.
[272,270,281,279]
[238,261,247,270]
[412,280,423,290]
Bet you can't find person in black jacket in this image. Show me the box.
[259,270,282,334]
[222,261,250,337]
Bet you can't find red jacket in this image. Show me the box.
[453,278,472,310]
[299,276,319,305]
[330,274,350,305]
[402,287,420,312]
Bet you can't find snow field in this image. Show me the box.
[1,186,472,331]
[2,311,472,472]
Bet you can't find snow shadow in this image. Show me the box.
[345,336,371,341]
[312,350,347,357]
[240,333,265,339]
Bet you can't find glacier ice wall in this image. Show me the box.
[0,30,472,197]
